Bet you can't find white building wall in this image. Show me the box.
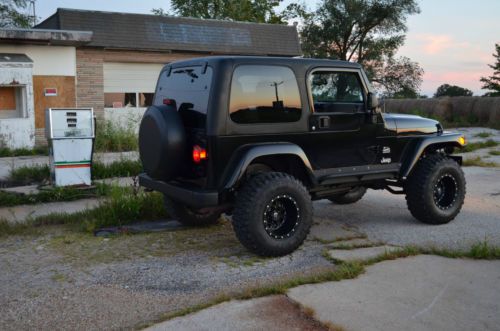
[0,62,35,149]
[0,45,76,76]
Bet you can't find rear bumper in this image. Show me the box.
[138,173,219,208]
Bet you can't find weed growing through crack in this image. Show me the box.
[462,156,499,167]
[0,146,48,157]
[474,132,493,138]
[7,160,142,184]
[461,139,498,153]
[0,184,110,207]
[488,150,500,156]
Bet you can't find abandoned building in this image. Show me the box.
[0,8,301,148]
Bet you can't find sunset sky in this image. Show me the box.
[36,0,500,96]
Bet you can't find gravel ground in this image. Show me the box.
[1,153,499,329]
[314,166,500,249]
[0,223,335,330]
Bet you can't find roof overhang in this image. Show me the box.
[0,28,92,46]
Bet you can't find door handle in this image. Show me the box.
[318,116,330,129]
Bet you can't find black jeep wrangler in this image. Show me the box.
[138,56,467,256]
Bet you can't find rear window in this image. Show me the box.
[154,65,213,128]
[229,65,301,124]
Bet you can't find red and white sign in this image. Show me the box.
[44,88,57,96]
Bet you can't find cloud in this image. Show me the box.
[415,34,470,55]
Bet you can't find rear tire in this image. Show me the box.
[164,196,221,226]
[405,154,466,224]
[328,186,367,204]
[232,172,313,257]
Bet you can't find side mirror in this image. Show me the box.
[367,92,379,110]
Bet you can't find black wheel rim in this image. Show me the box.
[433,173,458,210]
[263,194,300,239]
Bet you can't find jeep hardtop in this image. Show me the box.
[138,56,467,256]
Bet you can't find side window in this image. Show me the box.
[229,65,301,124]
[309,71,364,113]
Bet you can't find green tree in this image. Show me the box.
[480,43,500,97]
[434,84,473,98]
[292,0,423,96]
[0,0,31,28]
[153,0,286,24]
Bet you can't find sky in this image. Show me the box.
[35,0,500,96]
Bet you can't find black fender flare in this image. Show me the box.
[221,142,316,189]
[400,132,465,178]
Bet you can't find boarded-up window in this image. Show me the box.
[0,86,25,119]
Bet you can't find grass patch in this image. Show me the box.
[8,164,50,183]
[94,120,138,152]
[29,186,166,232]
[0,186,166,236]
[0,219,38,237]
[7,159,142,184]
[0,184,110,207]
[488,150,500,156]
[474,132,493,138]
[462,156,499,167]
[0,146,48,157]
[461,139,498,153]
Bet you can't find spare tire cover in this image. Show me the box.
[139,105,186,180]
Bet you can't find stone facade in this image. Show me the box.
[76,48,105,118]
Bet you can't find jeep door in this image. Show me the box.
[305,68,381,169]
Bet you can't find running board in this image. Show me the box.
[314,163,401,186]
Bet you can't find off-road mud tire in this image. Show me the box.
[405,154,466,224]
[232,172,313,257]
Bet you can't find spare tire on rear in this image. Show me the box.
[139,105,186,181]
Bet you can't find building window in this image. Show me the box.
[0,86,26,119]
[229,65,301,124]
[104,92,137,108]
[104,92,155,108]
[139,93,154,107]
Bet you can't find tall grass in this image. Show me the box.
[384,96,500,129]
[94,120,138,152]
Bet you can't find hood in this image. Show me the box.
[383,113,441,136]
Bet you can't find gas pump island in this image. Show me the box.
[45,108,95,187]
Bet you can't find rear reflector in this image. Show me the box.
[192,145,207,163]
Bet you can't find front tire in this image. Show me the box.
[232,172,313,257]
[164,196,221,226]
[328,186,367,204]
[405,154,466,224]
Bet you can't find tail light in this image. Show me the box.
[163,98,175,105]
[192,145,207,163]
